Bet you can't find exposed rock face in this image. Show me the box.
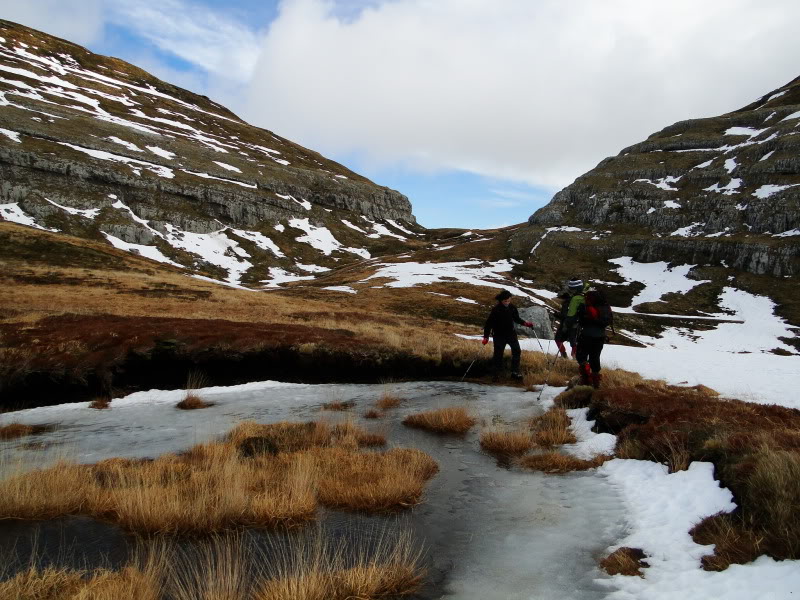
[0,20,419,286]
[528,75,800,276]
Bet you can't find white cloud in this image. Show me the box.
[243,0,800,189]
[0,0,105,45]
[105,0,263,83]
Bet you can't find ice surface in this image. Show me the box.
[0,381,626,600]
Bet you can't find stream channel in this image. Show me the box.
[0,381,628,599]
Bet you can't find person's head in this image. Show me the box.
[567,278,583,295]
[495,289,512,305]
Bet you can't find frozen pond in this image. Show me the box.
[0,381,627,599]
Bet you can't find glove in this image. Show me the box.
[482,338,489,345]
[524,321,533,327]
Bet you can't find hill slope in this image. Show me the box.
[0,19,422,287]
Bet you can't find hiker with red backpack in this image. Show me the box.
[576,289,615,388]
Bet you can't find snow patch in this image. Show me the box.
[289,218,342,255]
[0,202,58,231]
[146,146,175,160]
[213,161,242,173]
[609,257,708,307]
[753,184,800,199]
[323,285,357,294]
[0,127,22,142]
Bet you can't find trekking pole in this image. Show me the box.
[536,338,560,402]
[461,343,485,382]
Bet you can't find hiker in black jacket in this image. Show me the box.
[482,290,533,380]
[576,289,615,388]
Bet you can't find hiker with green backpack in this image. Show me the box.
[557,277,589,358]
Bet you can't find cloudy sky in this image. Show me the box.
[3,0,800,228]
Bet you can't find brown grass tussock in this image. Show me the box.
[403,407,475,435]
[479,429,535,456]
[529,408,577,447]
[599,547,649,577]
[518,452,612,474]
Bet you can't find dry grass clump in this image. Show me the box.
[312,447,438,512]
[479,429,535,456]
[518,452,611,474]
[89,396,111,409]
[403,406,476,435]
[529,408,577,447]
[255,528,424,600]
[363,409,382,420]
[690,512,765,571]
[599,547,649,577]
[0,564,161,600]
[590,382,800,564]
[521,352,574,389]
[376,393,403,411]
[553,386,594,410]
[0,527,425,600]
[257,563,422,600]
[0,420,433,533]
[0,423,54,440]
[176,393,213,410]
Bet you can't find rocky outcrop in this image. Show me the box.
[531,76,800,237]
[527,76,800,277]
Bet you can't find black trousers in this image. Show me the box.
[493,333,521,373]
[576,336,604,373]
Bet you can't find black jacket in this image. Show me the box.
[577,303,613,338]
[483,303,525,338]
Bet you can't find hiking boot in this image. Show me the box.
[590,372,602,389]
[511,372,523,380]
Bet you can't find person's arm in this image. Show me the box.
[483,307,496,341]
[511,306,527,326]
